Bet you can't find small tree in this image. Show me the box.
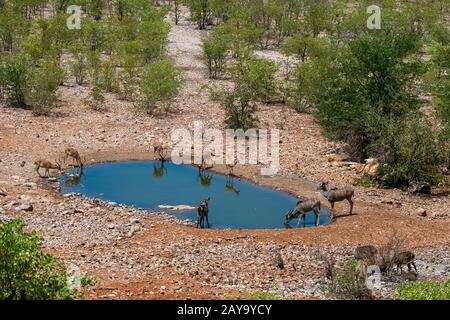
[138,59,181,115]
[222,83,258,131]
[327,258,372,300]
[0,54,31,106]
[203,28,229,79]
[28,55,64,115]
[0,219,76,300]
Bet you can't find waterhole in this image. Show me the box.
[60,161,332,229]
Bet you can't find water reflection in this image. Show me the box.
[64,168,84,187]
[225,175,240,196]
[153,160,166,179]
[198,167,213,187]
[60,161,333,229]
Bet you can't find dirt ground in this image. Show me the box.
[0,8,449,300]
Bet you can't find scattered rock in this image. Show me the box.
[15,203,33,212]
[0,188,7,197]
[23,182,37,188]
[158,205,196,211]
[108,224,116,230]
[415,208,427,217]
[327,154,347,163]
[411,182,431,195]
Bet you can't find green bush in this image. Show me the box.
[203,27,229,79]
[327,258,372,300]
[0,54,31,106]
[296,23,448,187]
[243,57,278,104]
[28,55,64,115]
[395,280,450,300]
[0,219,76,300]
[231,53,278,104]
[138,59,181,115]
[373,117,447,188]
[222,84,258,131]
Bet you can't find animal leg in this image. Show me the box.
[411,262,417,272]
[398,265,403,274]
[349,199,354,215]
[331,202,335,210]
[206,215,210,228]
[314,209,320,226]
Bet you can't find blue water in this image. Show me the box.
[60,161,331,229]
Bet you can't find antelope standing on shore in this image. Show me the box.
[153,142,168,161]
[285,198,321,227]
[34,160,62,177]
[64,148,83,168]
[197,197,210,229]
[319,182,355,215]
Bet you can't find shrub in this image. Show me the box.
[243,57,278,104]
[70,46,88,85]
[373,116,447,189]
[395,280,450,300]
[327,258,372,300]
[84,84,105,111]
[0,219,76,300]
[28,55,64,115]
[296,26,447,188]
[222,84,258,131]
[0,54,31,106]
[203,28,229,79]
[138,59,181,115]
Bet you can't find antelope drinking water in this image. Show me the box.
[34,159,62,178]
[285,198,321,227]
[64,148,84,168]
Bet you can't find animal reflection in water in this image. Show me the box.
[153,160,167,179]
[225,175,240,196]
[198,167,213,187]
[64,168,85,187]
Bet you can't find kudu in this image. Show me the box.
[393,251,417,274]
[285,198,321,227]
[197,197,210,229]
[34,159,62,177]
[153,142,168,161]
[319,182,355,215]
[64,148,84,168]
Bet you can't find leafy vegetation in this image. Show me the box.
[327,258,372,300]
[395,280,450,300]
[0,219,76,300]
[0,0,180,115]
[191,0,449,189]
[139,59,182,115]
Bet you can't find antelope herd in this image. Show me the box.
[34,148,84,178]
